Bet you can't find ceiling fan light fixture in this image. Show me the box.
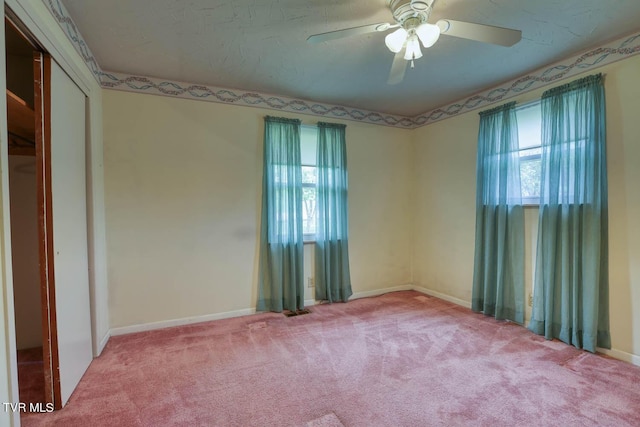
[404,35,423,60]
[416,23,441,48]
[385,27,408,53]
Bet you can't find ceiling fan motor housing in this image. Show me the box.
[410,1,432,12]
[389,0,435,25]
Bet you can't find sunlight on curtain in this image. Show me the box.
[315,122,352,303]
[472,101,525,323]
[257,116,304,312]
[529,74,610,352]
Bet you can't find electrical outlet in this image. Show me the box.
[528,293,533,307]
[307,277,314,288]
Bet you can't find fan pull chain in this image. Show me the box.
[411,59,415,69]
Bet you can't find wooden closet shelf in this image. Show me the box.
[7,89,35,142]
[7,90,36,156]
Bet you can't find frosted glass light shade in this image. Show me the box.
[404,35,423,60]
[416,23,441,48]
[385,28,408,53]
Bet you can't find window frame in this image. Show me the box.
[300,124,319,242]
[516,101,542,206]
[518,150,542,206]
[301,164,317,242]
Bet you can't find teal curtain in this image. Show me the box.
[472,102,525,323]
[315,122,352,303]
[257,116,304,312]
[529,74,610,352]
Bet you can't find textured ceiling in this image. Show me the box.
[60,0,640,117]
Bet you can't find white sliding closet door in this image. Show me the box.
[50,60,93,406]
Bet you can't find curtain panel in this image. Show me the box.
[529,74,610,352]
[257,116,305,312]
[472,101,525,323]
[315,122,352,303]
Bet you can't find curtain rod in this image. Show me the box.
[516,72,606,111]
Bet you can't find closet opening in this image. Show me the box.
[6,8,95,412]
[5,15,45,407]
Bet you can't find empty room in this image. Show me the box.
[1,0,640,426]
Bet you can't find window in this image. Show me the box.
[302,166,317,238]
[300,125,318,240]
[269,163,301,242]
[516,102,542,205]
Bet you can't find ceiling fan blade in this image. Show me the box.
[436,19,521,47]
[307,23,395,44]
[387,52,408,85]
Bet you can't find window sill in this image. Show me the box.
[303,240,315,245]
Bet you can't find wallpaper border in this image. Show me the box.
[43,0,102,83]
[99,72,416,128]
[412,31,640,126]
[42,0,640,128]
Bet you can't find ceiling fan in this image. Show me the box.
[307,0,522,85]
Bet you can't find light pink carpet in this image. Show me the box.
[22,291,640,426]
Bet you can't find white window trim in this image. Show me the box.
[516,100,542,206]
[303,182,317,242]
[301,124,318,241]
[301,164,317,242]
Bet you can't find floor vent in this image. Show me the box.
[284,309,312,317]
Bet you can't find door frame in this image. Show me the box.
[34,51,62,408]
[2,2,107,423]
[6,14,62,408]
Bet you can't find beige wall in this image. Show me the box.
[606,56,640,360]
[102,54,639,362]
[412,55,640,359]
[103,90,413,328]
[8,156,41,350]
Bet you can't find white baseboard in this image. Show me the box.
[96,331,110,356]
[411,285,472,309]
[597,347,640,367]
[109,286,413,336]
[350,284,413,300]
[105,286,640,368]
[109,307,257,336]
[410,286,640,367]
